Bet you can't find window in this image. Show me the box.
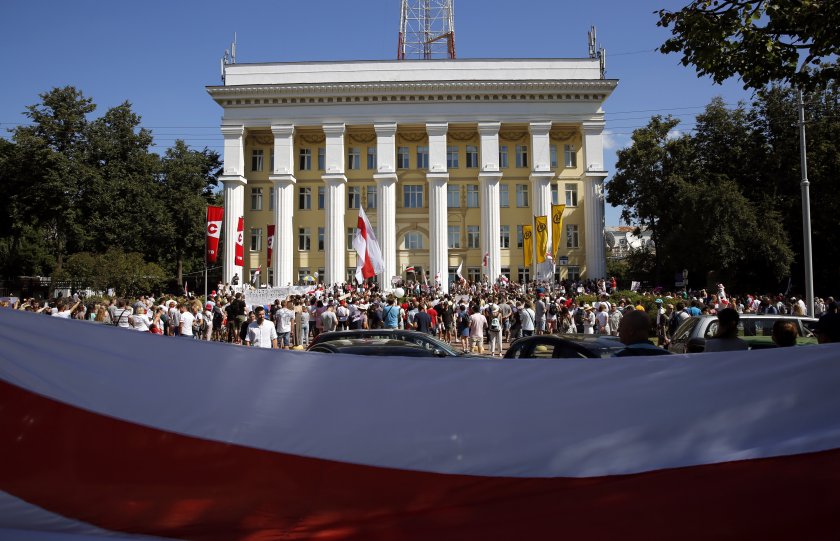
[317,268,325,283]
[318,147,325,170]
[268,269,274,286]
[348,186,361,209]
[516,225,524,248]
[297,269,310,282]
[447,185,460,208]
[467,267,481,283]
[416,145,429,170]
[515,145,528,168]
[501,266,510,281]
[251,149,264,172]
[403,185,423,208]
[367,147,376,170]
[467,225,480,249]
[466,184,479,208]
[499,145,509,168]
[366,185,377,209]
[397,146,409,169]
[347,147,361,170]
[298,187,311,210]
[465,145,479,168]
[250,227,262,252]
[566,224,579,248]
[299,148,311,171]
[447,225,461,248]
[251,268,261,284]
[551,183,559,205]
[565,183,578,207]
[405,232,423,250]
[347,227,356,249]
[518,267,530,284]
[269,187,275,210]
[447,145,459,169]
[500,225,510,249]
[550,145,558,169]
[567,265,580,281]
[250,187,263,211]
[516,184,529,207]
[318,227,325,251]
[298,227,312,251]
[499,183,509,207]
[564,144,577,168]
[270,153,274,173]
[318,186,325,209]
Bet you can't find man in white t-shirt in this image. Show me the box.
[178,303,196,338]
[273,301,295,349]
[246,306,278,348]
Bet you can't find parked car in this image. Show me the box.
[668,314,818,353]
[308,338,441,357]
[504,334,625,359]
[308,329,466,357]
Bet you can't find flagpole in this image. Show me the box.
[204,209,208,302]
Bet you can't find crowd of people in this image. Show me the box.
[2,277,839,352]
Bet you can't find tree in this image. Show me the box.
[157,140,222,286]
[657,1,840,91]
[606,116,691,282]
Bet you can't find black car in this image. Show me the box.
[504,334,625,359]
[308,338,441,357]
[309,329,466,357]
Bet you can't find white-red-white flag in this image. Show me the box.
[483,252,489,267]
[353,207,384,284]
[252,265,261,286]
[456,261,464,282]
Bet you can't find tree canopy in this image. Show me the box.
[657,0,840,91]
[608,85,839,295]
[0,86,222,293]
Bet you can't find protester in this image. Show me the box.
[615,310,673,357]
[245,306,278,349]
[704,308,749,352]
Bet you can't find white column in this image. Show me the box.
[478,121,502,282]
[530,122,554,278]
[269,124,295,287]
[583,121,608,279]
[426,122,449,292]
[322,123,347,285]
[219,125,246,285]
[374,122,398,288]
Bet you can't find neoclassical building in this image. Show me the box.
[207,58,616,292]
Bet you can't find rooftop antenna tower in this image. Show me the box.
[398,0,456,60]
[588,26,606,79]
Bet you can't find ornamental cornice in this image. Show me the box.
[207,79,617,101]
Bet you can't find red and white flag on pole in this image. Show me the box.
[266,225,275,268]
[456,261,464,282]
[252,264,261,286]
[206,206,224,264]
[234,217,244,267]
[353,207,384,284]
[482,252,489,267]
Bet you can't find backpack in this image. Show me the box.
[490,316,501,331]
[668,311,685,336]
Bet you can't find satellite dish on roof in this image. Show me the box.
[605,231,615,249]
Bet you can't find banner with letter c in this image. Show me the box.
[235,217,244,267]
[206,206,224,264]
[267,225,275,268]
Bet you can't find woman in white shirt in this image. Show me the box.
[131,307,152,331]
[596,304,611,335]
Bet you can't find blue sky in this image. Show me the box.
[1,0,752,225]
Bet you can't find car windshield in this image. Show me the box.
[402,334,461,356]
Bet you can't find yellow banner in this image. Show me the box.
[551,204,566,257]
[523,225,533,267]
[535,216,548,264]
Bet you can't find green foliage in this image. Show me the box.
[608,85,840,294]
[61,249,167,297]
[657,0,840,91]
[0,86,221,292]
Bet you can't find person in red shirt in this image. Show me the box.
[426,304,438,337]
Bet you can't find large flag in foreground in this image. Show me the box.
[352,207,384,283]
[2,308,840,540]
[205,205,223,264]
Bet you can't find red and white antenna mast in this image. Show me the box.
[398,0,456,60]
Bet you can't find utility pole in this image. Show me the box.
[798,89,814,317]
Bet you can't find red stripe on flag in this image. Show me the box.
[2,379,840,540]
[357,215,375,279]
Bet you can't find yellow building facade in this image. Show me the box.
[208,59,616,292]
